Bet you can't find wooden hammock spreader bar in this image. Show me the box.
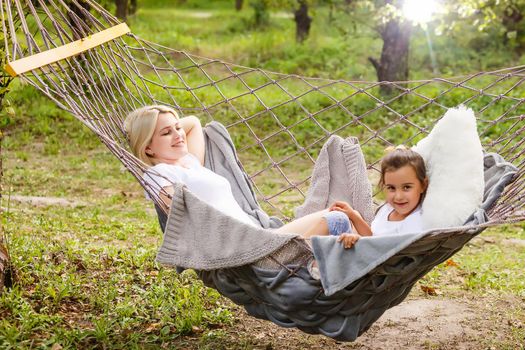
[5,23,130,77]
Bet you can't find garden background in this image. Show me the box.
[0,0,524,348]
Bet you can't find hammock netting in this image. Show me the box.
[2,0,524,341]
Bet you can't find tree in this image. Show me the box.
[67,0,91,39]
[236,0,244,11]
[294,0,312,42]
[115,0,128,21]
[336,0,412,94]
[0,12,14,294]
[438,0,525,53]
[248,0,315,41]
[130,0,138,15]
[368,1,412,94]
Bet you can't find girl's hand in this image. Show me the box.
[329,201,355,219]
[337,233,360,249]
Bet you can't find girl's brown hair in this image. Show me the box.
[378,147,428,191]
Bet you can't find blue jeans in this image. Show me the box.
[322,211,351,236]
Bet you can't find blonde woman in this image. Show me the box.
[124,105,370,247]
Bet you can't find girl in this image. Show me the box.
[124,105,369,247]
[332,146,428,238]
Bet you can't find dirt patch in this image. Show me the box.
[352,299,478,349]
[8,195,86,208]
[186,11,212,18]
[503,238,525,248]
[196,296,523,350]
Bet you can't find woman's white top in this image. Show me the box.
[144,154,256,227]
[371,203,423,236]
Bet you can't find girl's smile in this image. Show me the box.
[383,165,427,221]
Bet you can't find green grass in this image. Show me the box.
[1,0,524,348]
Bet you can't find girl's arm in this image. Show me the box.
[180,116,205,165]
[348,211,373,236]
[329,201,373,236]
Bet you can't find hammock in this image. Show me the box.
[2,0,524,341]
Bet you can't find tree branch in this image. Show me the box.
[368,56,380,72]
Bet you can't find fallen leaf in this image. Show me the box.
[145,322,161,333]
[445,259,459,267]
[420,285,438,296]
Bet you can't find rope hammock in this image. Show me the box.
[3,0,524,341]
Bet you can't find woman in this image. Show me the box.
[125,105,370,247]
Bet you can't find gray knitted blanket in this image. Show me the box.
[203,122,283,229]
[156,182,297,270]
[295,135,374,224]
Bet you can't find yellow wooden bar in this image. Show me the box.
[5,23,131,77]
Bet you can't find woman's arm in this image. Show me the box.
[180,116,205,165]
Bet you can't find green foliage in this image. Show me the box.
[0,6,15,120]
[436,0,525,53]
[250,0,271,27]
[0,191,233,348]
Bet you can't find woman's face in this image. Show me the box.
[146,112,188,164]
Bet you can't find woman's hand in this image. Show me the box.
[337,233,360,249]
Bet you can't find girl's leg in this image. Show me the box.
[275,210,351,239]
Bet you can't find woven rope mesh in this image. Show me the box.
[2,0,524,223]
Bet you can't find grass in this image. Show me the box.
[0,0,524,348]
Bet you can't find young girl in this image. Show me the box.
[332,146,428,241]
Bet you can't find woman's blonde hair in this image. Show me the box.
[124,105,180,166]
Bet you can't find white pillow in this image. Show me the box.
[412,106,484,230]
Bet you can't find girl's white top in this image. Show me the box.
[144,154,257,227]
[371,203,423,236]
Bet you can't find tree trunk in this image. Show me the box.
[235,0,243,11]
[0,131,13,293]
[68,0,91,40]
[368,18,411,95]
[0,14,14,295]
[0,243,11,292]
[115,0,128,21]
[294,0,312,43]
[129,0,137,15]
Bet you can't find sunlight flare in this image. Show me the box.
[402,0,440,24]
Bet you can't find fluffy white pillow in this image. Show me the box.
[412,106,484,230]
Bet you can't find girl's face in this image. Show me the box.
[383,165,427,220]
[146,112,188,164]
